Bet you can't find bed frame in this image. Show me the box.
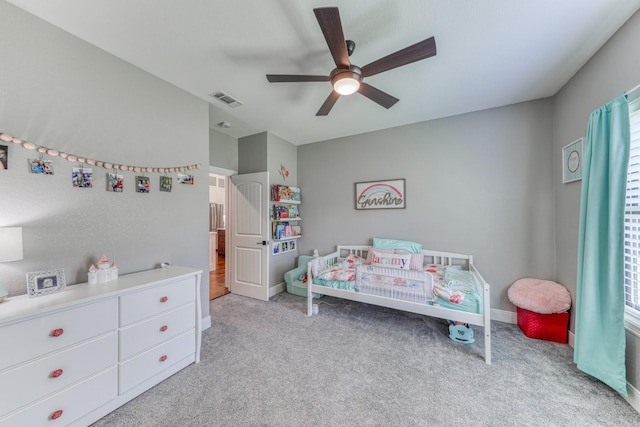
[307,245,492,364]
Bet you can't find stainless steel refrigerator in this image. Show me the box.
[209,203,224,231]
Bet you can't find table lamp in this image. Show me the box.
[0,227,23,303]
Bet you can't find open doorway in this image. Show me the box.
[209,172,230,300]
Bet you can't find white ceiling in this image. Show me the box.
[6,0,640,145]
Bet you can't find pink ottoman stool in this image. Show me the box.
[508,278,571,343]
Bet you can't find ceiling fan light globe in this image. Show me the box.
[333,76,360,95]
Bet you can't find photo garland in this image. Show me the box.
[0,130,202,193]
[0,130,201,176]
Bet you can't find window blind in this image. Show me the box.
[624,104,640,312]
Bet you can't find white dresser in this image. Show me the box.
[0,266,202,427]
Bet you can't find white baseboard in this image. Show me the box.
[491,308,517,324]
[202,315,211,331]
[269,282,286,298]
[626,382,640,414]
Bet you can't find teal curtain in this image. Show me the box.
[574,94,630,396]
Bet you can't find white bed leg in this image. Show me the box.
[307,271,313,316]
[483,282,491,364]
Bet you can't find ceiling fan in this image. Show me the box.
[266,7,437,116]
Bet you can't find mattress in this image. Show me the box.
[312,265,357,291]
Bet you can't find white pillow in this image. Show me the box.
[309,257,330,276]
[370,251,412,270]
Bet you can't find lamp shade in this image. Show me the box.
[0,227,23,262]
[333,76,360,95]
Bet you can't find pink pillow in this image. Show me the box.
[508,278,571,314]
[394,250,424,271]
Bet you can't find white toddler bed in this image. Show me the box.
[306,245,491,364]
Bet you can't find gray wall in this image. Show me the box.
[209,127,238,172]
[267,132,299,289]
[553,9,640,392]
[298,99,556,311]
[0,1,210,317]
[238,132,268,174]
[267,132,298,186]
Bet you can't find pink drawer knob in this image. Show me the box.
[50,369,64,378]
[160,296,168,303]
[159,355,168,362]
[160,325,168,332]
[50,409,63,420]
[51,328,64,337]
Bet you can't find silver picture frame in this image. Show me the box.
[562,137,583,183]
[27,268,66,298]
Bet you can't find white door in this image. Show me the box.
[229,172,270,301]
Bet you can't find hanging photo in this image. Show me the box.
[107,172,124,192]
[136,176,150,193]
[178,173,194,185]
[160,176,172,192]
[72,167,93,188]
[29,158,54,175]
[0,144,7,170]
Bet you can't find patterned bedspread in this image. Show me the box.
[426,264,482,313]
[312,257,483,313]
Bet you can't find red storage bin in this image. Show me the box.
[517,307,569,343]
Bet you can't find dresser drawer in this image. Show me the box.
[119,278,196,326]
[0,298,117,371]
[119,302,195,360]
[0,366,117,427]
[119,330,195,394]
[0,332,116,417]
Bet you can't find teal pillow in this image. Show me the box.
[372,238,422,254]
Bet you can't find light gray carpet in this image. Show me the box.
[92,292,640,426]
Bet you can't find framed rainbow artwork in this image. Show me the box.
[355,178,406,210]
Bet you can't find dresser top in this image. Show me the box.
[0,266,202,324]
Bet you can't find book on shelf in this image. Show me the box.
[273,223,284,239]
[272,203,299,220]
[272,185,301,202]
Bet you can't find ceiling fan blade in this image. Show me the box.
[266,74,330,83]
[358,82,399,109]
[316,91,341,116]
[361,36,436,77]
[314,7,350,70]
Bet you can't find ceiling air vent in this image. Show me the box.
[209,90,244,108]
